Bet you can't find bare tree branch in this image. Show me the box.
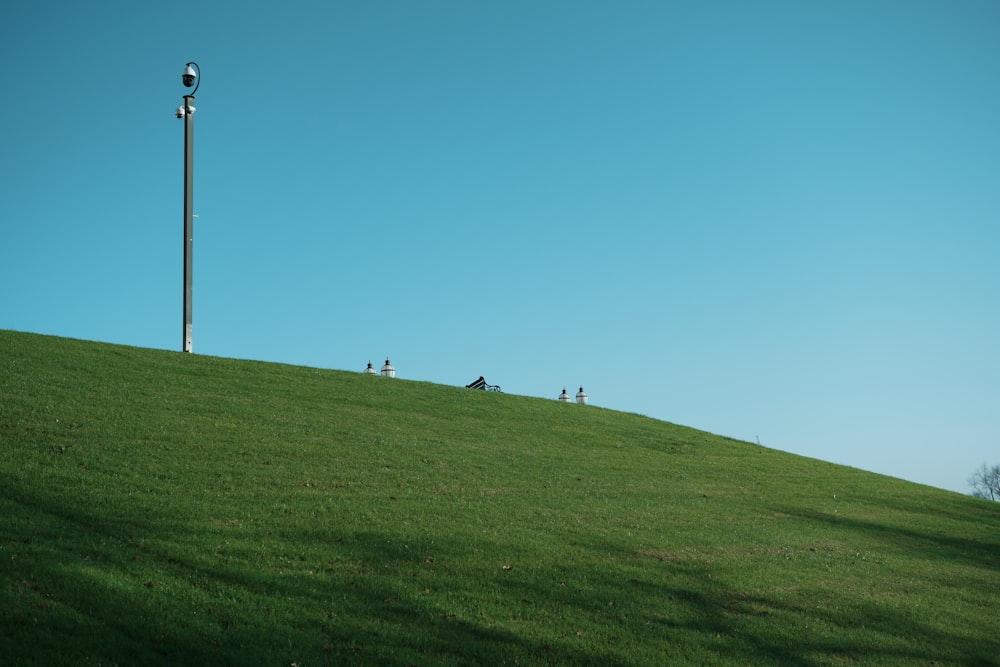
[968,463,1000,501]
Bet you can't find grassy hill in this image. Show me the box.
[1,329,997,666]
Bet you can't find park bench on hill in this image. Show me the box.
[465,376,501,392]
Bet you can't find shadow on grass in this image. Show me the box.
[509,531,1000,667]
[781,504,999,570]
[5,471,999,666]
[3,479,634,666]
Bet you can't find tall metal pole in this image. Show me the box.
[182,93,194,353]
[179,62,200,353]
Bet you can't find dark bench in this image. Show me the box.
[465,376,501,392]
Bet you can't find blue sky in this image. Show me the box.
[3,1,998,494]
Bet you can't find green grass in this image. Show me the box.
[1,329,998,666]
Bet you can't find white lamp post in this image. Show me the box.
[575,386,588,405]
[558,388,571,402]
[176,61,200,353]
[381,358,396,378]
[364,361,377,374]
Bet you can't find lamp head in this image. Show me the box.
[182,64,198,88]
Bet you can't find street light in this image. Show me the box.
[177,61,200,352]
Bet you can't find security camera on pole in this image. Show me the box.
[176,62,200,353]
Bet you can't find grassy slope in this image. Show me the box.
[1,329,998,666]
